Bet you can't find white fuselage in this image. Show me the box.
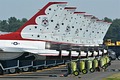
[0,40,46,53]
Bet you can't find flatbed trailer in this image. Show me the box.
[0,59,66,75]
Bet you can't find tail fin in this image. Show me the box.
[19,2,68,40]
[0,2,67,40]
[17,2,67,32]
[0,1,111,46]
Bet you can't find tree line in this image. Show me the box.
[0,17,27,32]
[104,17,120,42]
[0,17,120,42]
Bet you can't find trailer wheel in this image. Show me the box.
[9,68,16,74]
[117,56,120,60]
[89,68,95,73]
[73,71,79,76]
[22,67,29,72]
[81,69,88,74]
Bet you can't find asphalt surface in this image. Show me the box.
[0,60,120,80]
[80,60,120,80]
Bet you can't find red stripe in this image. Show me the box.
[74,12,86,14]
[64,7,76,9]
[84,15,93,17]
[0,32,22,40]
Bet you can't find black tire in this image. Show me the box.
[22,67,29,72]
[73,71,79,76]
[89,68,95,73]
[8,68,16,74]
[81,69,88,74]
[117,56,120,60]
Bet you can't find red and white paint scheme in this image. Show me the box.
[0,2,68,54]
[0,2,111,58]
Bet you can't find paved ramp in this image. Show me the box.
[0,60,120,80]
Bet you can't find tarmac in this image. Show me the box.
[0,60,120,80]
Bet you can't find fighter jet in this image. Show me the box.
[0,2,111,60]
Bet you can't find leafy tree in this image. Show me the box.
[104,18,120,42]
[21,18,27,23]
[8,17,19,32]
[104,17,112,23]
[0,20,9,32]
[0,17,27,32]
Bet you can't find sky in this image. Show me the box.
[0,0,120,20]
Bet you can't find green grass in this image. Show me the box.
[103,73,120,80]
[103,78,120,80]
